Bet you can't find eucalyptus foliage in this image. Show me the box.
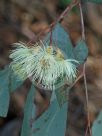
[92,111,102,136]
[0,0,101,133]
[0,0,101,132]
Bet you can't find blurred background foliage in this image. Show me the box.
[0,0,102,136]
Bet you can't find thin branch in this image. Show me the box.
[83,63,92,136]
[49,27,53,46]
[79,4,90,134]
[28,0,79,44]
[85,126,88,136]
[66,72,84,90]
[57,0,79,23]
[79,2,86,40]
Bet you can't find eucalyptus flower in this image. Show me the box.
[10,41,79,90]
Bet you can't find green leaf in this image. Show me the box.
[44,23,75,59]
[0,67,10,117]
[21,85,36,136]
[0,66,25,117]
[8,69,24,93]
[92,111,102,136]
[74,40,88,64]
[0,89,10,117]
[31,98,68,136]
[55,86,69,107]
[84,0,102,3]
[21,87,68,136]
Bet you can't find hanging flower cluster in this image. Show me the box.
[10,41,79,90]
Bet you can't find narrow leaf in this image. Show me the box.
[74,40,88,64]
[0,67,10,117]
[92,111,102,136]
[0,66,25,117]
[21,85,36,136]
[44,23,75,59]
[21,87,68,136]
[55,86,69,107]
[31,99,68,136]
[9,68,25,93]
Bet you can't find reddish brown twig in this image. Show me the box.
[83,63,92,136]
[66,72,84,90]
[27,0,79,44]
[79,3,91,135]
[79,2,86,40]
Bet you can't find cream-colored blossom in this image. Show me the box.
[10,41,79,90]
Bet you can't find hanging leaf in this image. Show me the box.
[74,40,88,64]
[31,97,68,136]
[44,23,88,64]
[9,67,25,93]
[0,66,25,117]
[44,23,75,59]
[92,111,102,136]
[55,86,69,107]
[84,0,102,3]
[0,89,10,117]
[0,67,10,117]
[21,87,68,136]
[21,85,36,136]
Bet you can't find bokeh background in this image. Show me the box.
[0,0,102,136]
